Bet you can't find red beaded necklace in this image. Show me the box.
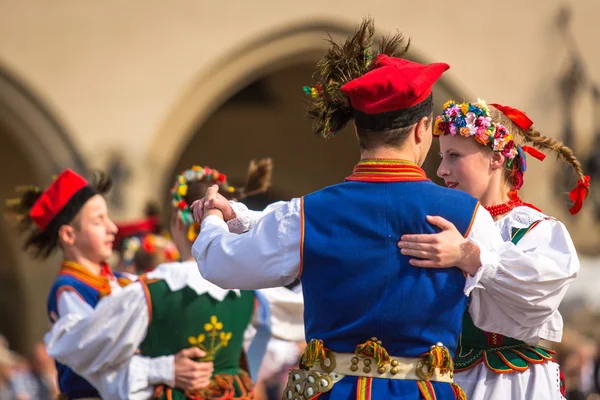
[484,191,526,217]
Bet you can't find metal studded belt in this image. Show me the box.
[311,351,454,383]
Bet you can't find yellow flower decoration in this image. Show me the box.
[204,315,223,332]
[460,103,469,115]
[219,332,232,347]
[434,117,444,136]
[227,186,235,193]
[443,100,454,109]
[188,334,206,346]
[187,223,200,242]
[177,184,188,196]
[191,165,202,172]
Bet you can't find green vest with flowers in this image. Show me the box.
[138,264,255,400]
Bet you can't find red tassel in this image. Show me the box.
[569,176,590,215]
[521,146,546,161]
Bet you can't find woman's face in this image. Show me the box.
[436,134,494,199]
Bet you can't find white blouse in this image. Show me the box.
[44,261,238,400]
[193,201,579,345]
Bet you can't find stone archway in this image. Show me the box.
[149,21,466,206]
[0,66,85,352]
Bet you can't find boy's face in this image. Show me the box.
[66,195,118,263]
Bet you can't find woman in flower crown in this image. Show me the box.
[398,98,587,399]
[45,160,274,399]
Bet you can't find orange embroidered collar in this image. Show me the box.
[60,260,114,295]
[346,159,429,183]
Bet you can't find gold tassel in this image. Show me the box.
[301,339,326,368]
[355,339,390,368]
[425,344,454,376]
[451,383,467,400]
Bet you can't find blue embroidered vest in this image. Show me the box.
[47,261,113,400]
[300,159,479,399]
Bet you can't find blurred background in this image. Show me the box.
[1,0,599,398]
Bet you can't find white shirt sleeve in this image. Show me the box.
[57,291,94,318]
[465,205,579,343]
[227,201,288,233]
[46,282,175,400]
[193,198,302,289]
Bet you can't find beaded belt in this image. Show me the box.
[282,338,457,400]
[311,351,454,382]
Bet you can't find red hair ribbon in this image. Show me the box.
[490,103,534,131]
[569,176,590,215]
[521,145,546,161]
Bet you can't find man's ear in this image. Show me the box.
[414,116,430,144]
[58,225,76,246]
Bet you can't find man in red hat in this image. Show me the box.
[6,169,213,399]
[191,19,507,399]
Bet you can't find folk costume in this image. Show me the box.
[192,21,515,400]
[10,169,173,400]
[434,99,585,399]
[46,164,275,400]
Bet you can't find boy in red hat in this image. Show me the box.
[6,169,212,399]
[191,19,510,399]
[41,161,279,400]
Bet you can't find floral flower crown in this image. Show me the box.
[171,165,235,241]
[121,234,179,265]
[434,98,518,165]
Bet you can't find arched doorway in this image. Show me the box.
[153,22,464,209]
[0,66,85,352]
[167,63,461,207]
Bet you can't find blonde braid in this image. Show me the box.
[520,127,587,184]
[489,106,587,190]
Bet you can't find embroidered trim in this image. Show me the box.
[510,219,545,243]
[60,261,112,296]
[55,285,86,307]
[138,278,153,325]
[495,351,528,372]
[356,377,372,400]
[416,380,437,400]
[345,159,429,183]
[464,201,480,238]
[299,197,305,278]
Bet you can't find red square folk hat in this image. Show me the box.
[341,55,449,130]
[29,169,98,233]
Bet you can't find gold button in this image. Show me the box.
[363,366,371,373]
[351,357,359,364]
[350,365,358,372]
[376,340,382,345]
[370,337,378,342]
[378,367,386,374]
[391,367,399,375]
[363,359,371,366]
[391,360,399,367]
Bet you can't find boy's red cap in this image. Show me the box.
[30,169,96,231]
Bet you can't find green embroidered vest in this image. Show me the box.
[139,279,255,399]
[455,220,556,373]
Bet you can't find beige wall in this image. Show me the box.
[0,0,598,350]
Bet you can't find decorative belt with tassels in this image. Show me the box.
[282,338,466,400]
